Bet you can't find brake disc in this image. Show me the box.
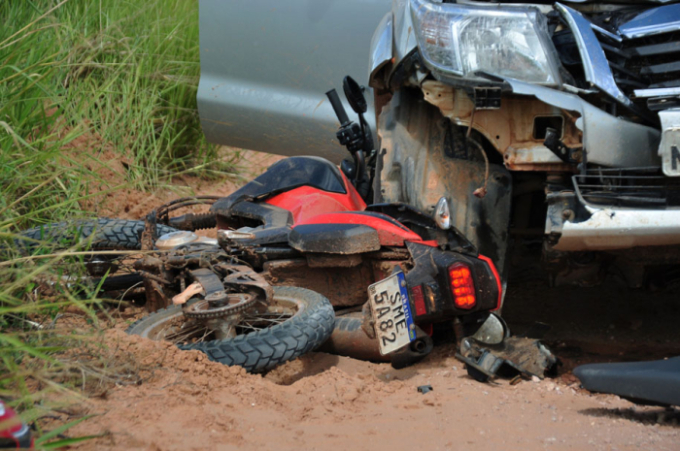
[182,293,256,319]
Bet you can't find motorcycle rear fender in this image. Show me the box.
[404,242,501,323]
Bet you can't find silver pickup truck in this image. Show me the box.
[198,0,680,292]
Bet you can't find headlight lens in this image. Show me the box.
[410,0,559,84]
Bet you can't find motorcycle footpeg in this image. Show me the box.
[389,325,434,369]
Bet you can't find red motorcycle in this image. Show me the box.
[19,78,505,372]
[125,76,503,370]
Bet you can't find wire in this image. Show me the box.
[466,108,490,199]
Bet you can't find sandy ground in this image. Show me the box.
[68,327,680,451]
[59,150,680,450]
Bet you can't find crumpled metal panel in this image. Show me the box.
[619,3,680,39]
[377,89,512,274]
[506,79,661,168]
[556,3,647,118]
[368,13,393,82]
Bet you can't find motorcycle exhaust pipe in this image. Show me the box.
[317,316,390,362]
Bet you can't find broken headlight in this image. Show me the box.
[410,0,560,84]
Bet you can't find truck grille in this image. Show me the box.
[573,167,680,208]
[598,30,680,105]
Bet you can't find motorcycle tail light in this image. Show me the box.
[448,262,476,309]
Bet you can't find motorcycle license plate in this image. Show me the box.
[368,272,416,355]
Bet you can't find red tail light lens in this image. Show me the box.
[448,262,476,309]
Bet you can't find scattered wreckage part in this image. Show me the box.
[469,313,509,346]
[377,88,512,275]
[390,325,434,370]
[457,336,557,383]
[574,357,680,407]
[317,315,390,363]
[417,385,433,394]
[172,282,204,305]
[127,286,335,373]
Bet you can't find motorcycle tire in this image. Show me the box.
[18,218,178,251]
[126,286,335,373]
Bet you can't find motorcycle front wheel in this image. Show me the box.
[126,286,335,372]
[18,218,178,251]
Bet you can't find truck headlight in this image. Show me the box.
[410,0,560,84]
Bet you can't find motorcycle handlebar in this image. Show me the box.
[325,89,350,125]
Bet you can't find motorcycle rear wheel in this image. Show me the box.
[126,286,335,372]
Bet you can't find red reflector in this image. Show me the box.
[448,262,476,309]
[411,285,427,316]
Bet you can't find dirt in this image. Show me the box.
[59,130,281,221]
[54,150,680,450]
[67,328,680,451]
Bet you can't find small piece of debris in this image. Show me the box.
[417,385,433,394]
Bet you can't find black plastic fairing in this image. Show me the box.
[404,242,499,322]
[214,200,293,230]
[211,156,346,217]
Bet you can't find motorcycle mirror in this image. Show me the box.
[343,76,367,114]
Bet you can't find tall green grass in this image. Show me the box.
[1,0,221,229]
[1,0,229,443]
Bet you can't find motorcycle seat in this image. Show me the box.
[289,223,381,254]
[574,357,680,407]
